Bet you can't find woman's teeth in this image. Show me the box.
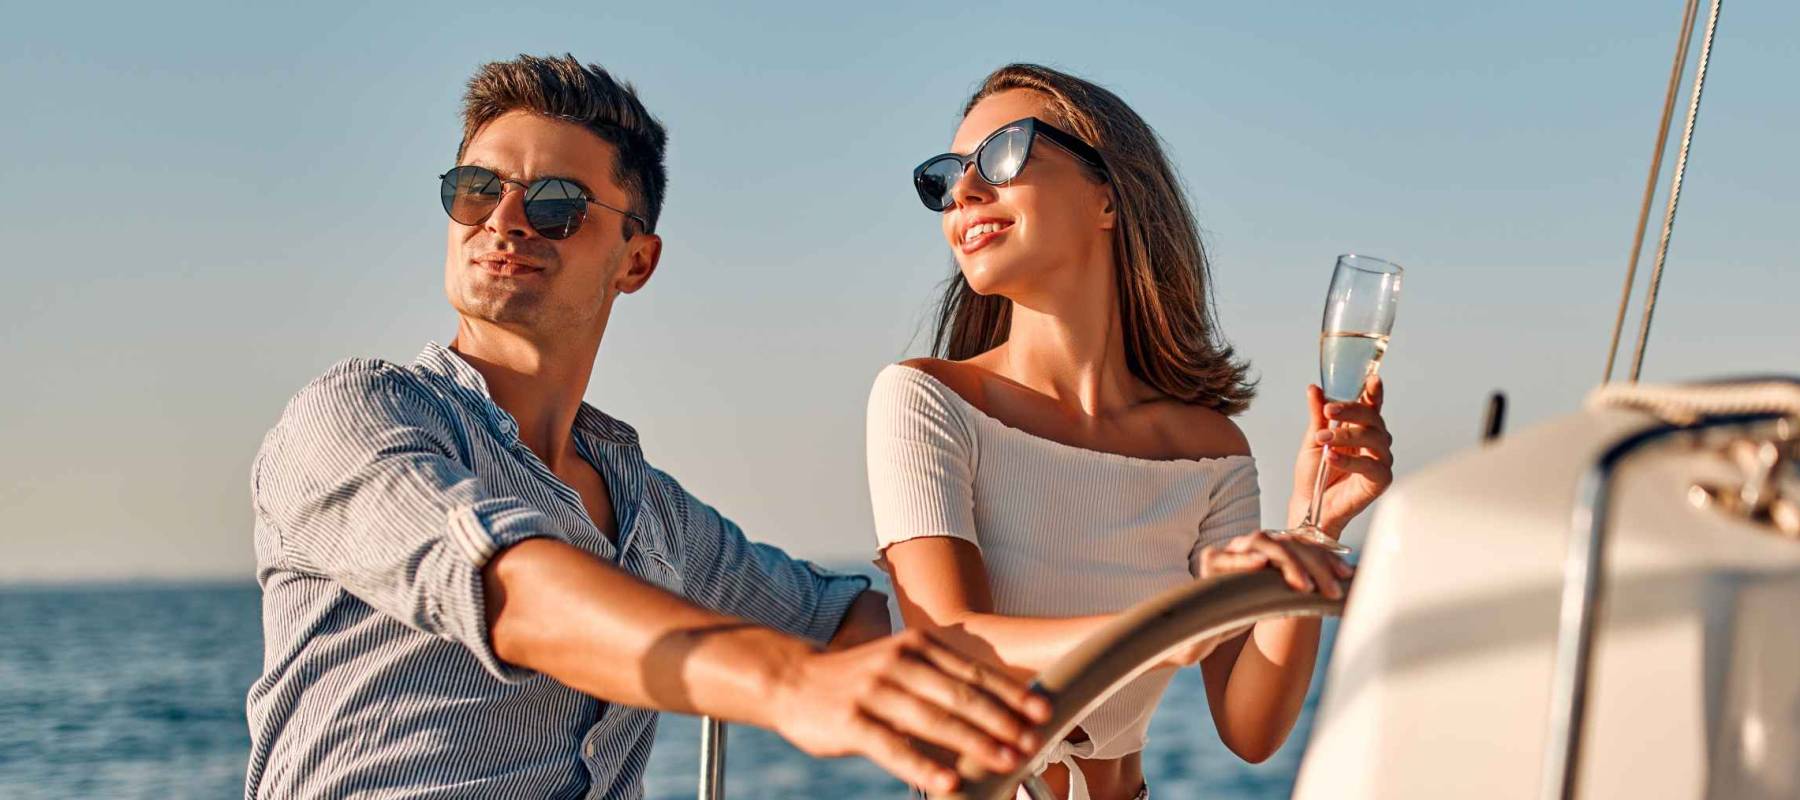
[965,222,1008,243]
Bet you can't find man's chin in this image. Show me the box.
[452,288,546,327]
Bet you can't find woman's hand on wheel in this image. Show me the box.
[1198,530,1355,599]
[1160,531,1354,669]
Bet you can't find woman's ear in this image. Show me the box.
[1099,189,1117,231]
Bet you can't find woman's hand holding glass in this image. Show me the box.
[1287,376,1394,543]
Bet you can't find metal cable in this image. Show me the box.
[1600,0,1700,384]
[1628,0,1723,382]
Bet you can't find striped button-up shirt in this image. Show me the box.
[246,341,870,799]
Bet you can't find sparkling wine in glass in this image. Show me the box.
[1281,254,1402,555]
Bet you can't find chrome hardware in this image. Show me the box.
[1688,427,1800,538]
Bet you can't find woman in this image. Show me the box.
[866,64,1394,800]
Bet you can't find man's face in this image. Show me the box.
[444,110,658,336]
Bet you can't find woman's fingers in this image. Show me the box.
[1317,423,1393,460]
[1326,451,1394,485]
[1204,546,1271,573]
[1323,401,1386,430]
[1300,385,1328,446]
[1243,533,1317,592]
[1209,534,1353,598]
[1362,375,1385,410]
[1271,536,1349,600]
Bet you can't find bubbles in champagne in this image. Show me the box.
[1319,332,1389,402]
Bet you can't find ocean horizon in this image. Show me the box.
[0,570,1333,798]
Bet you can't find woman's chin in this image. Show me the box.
[959,260,1024,297]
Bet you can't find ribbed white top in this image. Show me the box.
[866,364,1261,760]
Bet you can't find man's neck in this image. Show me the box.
[449,318,602,468]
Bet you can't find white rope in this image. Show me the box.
[1587,382,1800,425]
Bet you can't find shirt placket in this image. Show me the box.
[492,413,621,560]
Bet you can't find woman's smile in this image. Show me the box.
[959,218,1015,253]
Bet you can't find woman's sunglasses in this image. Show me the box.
[912,117,1109,212]
[438,164,650,240]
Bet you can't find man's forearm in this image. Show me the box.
[825,588,892,650]
[482,537,811,728]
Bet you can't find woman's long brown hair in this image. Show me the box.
[929,63,1256,415]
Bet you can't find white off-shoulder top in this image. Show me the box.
[865,363,1261,772]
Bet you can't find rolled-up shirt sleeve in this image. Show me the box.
[663,472,870,646]
[251,361,565,682]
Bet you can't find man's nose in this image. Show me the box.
[485,185,536,239]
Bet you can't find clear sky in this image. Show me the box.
[2,1,1795,582]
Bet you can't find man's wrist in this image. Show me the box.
[745,632,815,730]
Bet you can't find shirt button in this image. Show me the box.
[583,737,598,759]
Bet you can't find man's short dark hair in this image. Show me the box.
[459,54,668,234]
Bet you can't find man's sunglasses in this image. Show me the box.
[438,165,650,240]
[912,117,1109,212]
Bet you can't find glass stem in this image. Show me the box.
[1303,420,1336,531]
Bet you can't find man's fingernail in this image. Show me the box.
[936,772,957,793]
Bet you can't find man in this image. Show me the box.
[246,54,1047,799]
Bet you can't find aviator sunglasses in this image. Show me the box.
[912,117,1109,212]
[438,165,650,240]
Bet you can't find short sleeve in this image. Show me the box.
[1189,459,1261,577]
[865,365,981,553]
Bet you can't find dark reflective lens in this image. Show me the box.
[441,166,503,226]
[523,179,588,240]
[975,127,1031,184]
[914,156,967,212]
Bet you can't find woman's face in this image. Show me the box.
[940,90,1113,300]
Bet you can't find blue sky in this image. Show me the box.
[2,1,1795,581]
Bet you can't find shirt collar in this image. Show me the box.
[412,341,640,447]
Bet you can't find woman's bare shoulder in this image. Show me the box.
[895,357,992,410]
[1150,399,1253,459]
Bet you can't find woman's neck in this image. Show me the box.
[991,268,1143,418]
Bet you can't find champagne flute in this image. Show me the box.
[1280,254,1402,555]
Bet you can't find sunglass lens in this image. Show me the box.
[915,157,964,211]
[977,128,1031,184]
[441,166,501,226]
[525,179,587,240]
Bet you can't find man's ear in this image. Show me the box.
[614,233,662,295]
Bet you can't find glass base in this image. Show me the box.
[1275,525,1352,556]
